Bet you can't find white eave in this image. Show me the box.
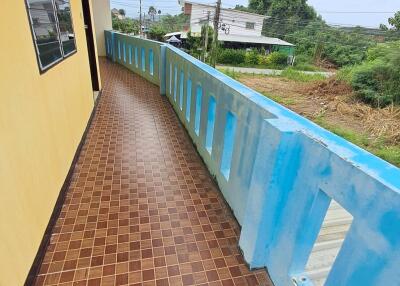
[218,34,294,46]
[164,31,189,39]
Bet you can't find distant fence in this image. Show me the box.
[105,31,400,286]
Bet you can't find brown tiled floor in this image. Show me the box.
[34,58,272,286]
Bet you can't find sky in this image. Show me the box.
[110,0,399,28]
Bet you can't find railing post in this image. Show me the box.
[159,44,167,96]
[111,31,116,62]
[239,118,301,269]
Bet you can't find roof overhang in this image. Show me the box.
[218,34,294,46]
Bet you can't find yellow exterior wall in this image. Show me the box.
[91,0,112,57]
[0,1,98,285]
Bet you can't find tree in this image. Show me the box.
[112,15,139,34]
[379,24,389,31]
[118,9,126,17]
[264,0,318,36]
[148,25,166,41]
[234,5,250,12]
[248,0,272,14]
[148,6,157,21]
[388,11,400,31]
[159,14,189,32]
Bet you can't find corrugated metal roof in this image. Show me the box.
[164,31,184,38]
[218,34,294,46]
[164,32,294,47]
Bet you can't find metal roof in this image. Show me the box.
[164,32,293,47]
[218,34,294,46]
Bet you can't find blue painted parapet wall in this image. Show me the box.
[105,31,400,286]
[104,31,166,92]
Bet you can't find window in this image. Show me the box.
[245,22,255,30]
[26,0,77,71]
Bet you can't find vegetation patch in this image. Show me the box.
[280,68,326,82]
[314,116,400,167]
[341,41,400,107]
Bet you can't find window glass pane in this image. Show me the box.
[33,22,59,44]
[55,0,76,55]
[29,8,56,25]
[27,0,77,70]
[28,0,54,10]
[37,42,63,67]
[246,22,255,29]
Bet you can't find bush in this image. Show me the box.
[267,51,288,66]
[344,41,400,107]
[257,51,288,67]
[148,25,166,41]
[217,49,246,65]
[292,54,319,71]
[245,50,259,65]
[351,60,400,107]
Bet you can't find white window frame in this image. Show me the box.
[245,22,255,30]
[25,0,77,72]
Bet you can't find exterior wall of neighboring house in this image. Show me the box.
[0,1,102,284]
[92,0,112,56]
[185,2,265,37]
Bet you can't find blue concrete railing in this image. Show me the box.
[105,31,166,91]
[105,31,400,286]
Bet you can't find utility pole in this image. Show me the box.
[210,0,221,67]
[139,0,142,37]
[203,11,211,62]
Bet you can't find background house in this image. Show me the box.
[178,0,294,55]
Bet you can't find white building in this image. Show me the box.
[183,1,265,37]
[178,1,294,53]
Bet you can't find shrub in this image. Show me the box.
[217,49,246,65]
[245,50,259,65]
[258,55,269,65]
[148,25,166,41]
[292,54,318,71]
[344,41,400,107]
[351,60,400,107]
[266,51,288,66]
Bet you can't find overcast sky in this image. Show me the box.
[110,0,399,28]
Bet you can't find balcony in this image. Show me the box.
[33,32,400,286]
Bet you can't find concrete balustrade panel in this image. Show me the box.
[105,31,162,86]
[106,32,400,286]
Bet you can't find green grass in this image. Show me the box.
[280,68,326,82]
[292,62,320,72]
[217,68,256,80]
[314,116,400,167]
[218,62,325,72]
[261,92,296,105]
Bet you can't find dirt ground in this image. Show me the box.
[238,75,400,145]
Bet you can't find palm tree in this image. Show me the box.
[118,9,126,17]
[148,6,157,21]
